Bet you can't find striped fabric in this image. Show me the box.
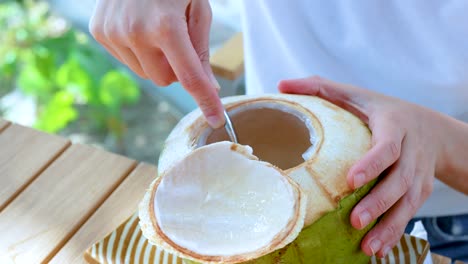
[85,214,182,264]
[85,213,429,264]
[370,234,429,264]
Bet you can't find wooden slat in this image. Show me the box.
[0,124,70,212]
[0,144,137,264]
[50,163,157,264]
[210,32,244,80]
[0,118,10,132]
[432,253,452,264]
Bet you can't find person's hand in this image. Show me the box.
[278,76,447,258]
[89,0,224,128]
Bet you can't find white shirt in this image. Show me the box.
[240,0,468,216]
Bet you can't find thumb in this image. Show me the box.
[188,0,220,91]
[279,76,370,122]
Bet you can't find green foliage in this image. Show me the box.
[56,58,93,103]
[99,70,140,108]
[0,0,140,142]
[34,90,77,132]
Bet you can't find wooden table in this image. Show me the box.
[0,118,157,263]
[0,118,464,264]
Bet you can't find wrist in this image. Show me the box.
[435,113,468,193]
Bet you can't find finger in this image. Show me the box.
[133,47,176,86]
[100,42,124,63]
[187,0,220,90]
[360,178,425,257]
[347,115,405,189]
[102,19,147,78]
[91,34,126,67]
[93,27,146,78]
[114,46,147,79]
[88,0,107,40]
[278,76,370,121]
[350,136,415,230]
[88,4,103,43]
[89,8,125,63]
[160,18,224,128]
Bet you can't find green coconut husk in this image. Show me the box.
[185,178,378,264]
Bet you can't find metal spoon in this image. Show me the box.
[223,109,238,144]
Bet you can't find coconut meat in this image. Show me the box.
[154,141,298,256]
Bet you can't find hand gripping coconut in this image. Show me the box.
[139,94,377,264]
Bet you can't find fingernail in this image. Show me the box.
[369,239,382,255]
[206,115,224,129]
[381,246,391,257]
[358,210,372,228]
[354,172,366,188]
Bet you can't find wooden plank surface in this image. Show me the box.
[0,124,70,212]
[210,32,244,80]
[50,163,157,264]
[0,118,10,132]
[0,144,137,264]
[432,253,452,264]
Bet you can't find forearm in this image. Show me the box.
[436,115,468,194]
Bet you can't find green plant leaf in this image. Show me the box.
[34,90,77,133]
[33,46,55,80]
[1,1,140,136]
[73,44,113,83]
[55,58,92,103]
[37,30,76,64]
[98,70,140,108]
[17,63,53,101]
[0,49,17,71]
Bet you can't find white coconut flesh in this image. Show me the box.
[152,141,305,261]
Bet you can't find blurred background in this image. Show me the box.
[0,0,243,164]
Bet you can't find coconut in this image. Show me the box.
[139,94,375,264]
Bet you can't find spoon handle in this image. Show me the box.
[223,110,238,144]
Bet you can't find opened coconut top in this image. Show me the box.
[197,101,318,170]
[140,142,306,263]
